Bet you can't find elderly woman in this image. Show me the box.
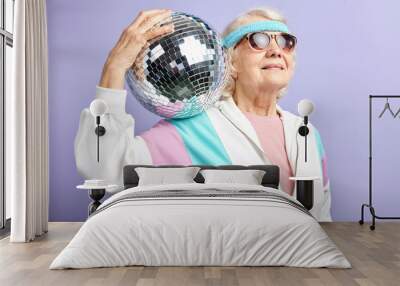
[75,8,332,221]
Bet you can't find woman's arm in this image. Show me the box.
[74,9,174,184]
[74,86,152,186]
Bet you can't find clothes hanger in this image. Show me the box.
[394,106,400,118]
[378,98,396,118]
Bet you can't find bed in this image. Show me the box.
[50,164,351,269]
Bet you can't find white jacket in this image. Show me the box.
[75,86,332,221]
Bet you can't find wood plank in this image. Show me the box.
[0,222,399,286]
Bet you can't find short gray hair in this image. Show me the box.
[221,7,294,100]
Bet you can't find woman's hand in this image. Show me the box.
[99,9,174,90]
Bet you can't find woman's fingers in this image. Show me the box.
[137,10,173,33]
[130,9,170,29]
[144,24,174,41]
[120,9,172,45]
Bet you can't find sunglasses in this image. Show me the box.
[243,32,297,52]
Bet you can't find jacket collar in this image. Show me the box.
[216,96,302,172]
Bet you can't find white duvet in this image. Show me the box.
[50,183,351,269]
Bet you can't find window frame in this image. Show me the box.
[0,0,14,233]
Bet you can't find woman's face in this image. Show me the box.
[232,16,296,94]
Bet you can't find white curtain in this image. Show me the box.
[7,0,49,242]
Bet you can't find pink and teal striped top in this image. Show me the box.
[138,110,328,193]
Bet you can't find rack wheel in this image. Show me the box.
[358,220,364,225]
[370,225,375,231]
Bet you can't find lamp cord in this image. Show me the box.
[305,133,307,162]
[96,116,100,162]
[97,125,99,162]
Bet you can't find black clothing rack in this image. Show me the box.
[359,95,400,230]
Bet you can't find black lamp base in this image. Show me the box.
[296,180,314,210]
[298,125,309,136]
[88,189,106,216]
[95,126,106,136]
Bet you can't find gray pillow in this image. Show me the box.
[135,167,201,186]
[200,169,266,185]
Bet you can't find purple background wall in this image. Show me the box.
[47,0,400,221]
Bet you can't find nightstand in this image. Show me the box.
[77,183,121,216]
[289,176,320,210]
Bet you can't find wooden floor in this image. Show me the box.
[0,222,399,286]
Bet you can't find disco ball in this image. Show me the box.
[126,11,227,119]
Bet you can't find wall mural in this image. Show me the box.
[74,8,331,221]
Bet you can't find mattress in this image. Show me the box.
[50,183,351,269]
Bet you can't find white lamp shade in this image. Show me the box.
[298,99,314,116]
[90,99,108,116]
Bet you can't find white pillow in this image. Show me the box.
[135,167,201,186]
[200,169,266,185]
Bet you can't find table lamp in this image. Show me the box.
[89,99,108,162]
[297,99,314,162]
